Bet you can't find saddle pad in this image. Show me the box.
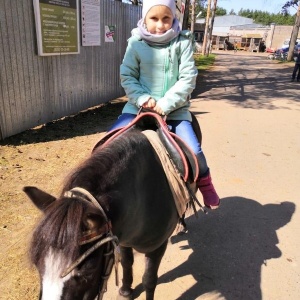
[142,130,191,217]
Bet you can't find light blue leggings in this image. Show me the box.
[109,113,209,177]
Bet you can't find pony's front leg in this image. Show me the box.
[143,240,168,300]
[118,246,134,299]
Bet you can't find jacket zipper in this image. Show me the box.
[163,47,172,95]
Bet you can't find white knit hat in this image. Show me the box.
[142,0,176,19]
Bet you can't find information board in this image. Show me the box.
[33,0,80,56]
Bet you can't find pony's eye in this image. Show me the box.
[73,270,81,279]
[74,271,88,283]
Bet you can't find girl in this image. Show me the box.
[109,0,219,209]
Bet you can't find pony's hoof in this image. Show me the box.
[117,288,133,300]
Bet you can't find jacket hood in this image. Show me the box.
[131,28,142,40]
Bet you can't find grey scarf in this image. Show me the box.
[137,18,181,46]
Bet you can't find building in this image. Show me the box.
[194,15,298,52]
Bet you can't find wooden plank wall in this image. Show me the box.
[0,0,141,140]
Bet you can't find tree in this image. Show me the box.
[215,7,227,16]
[282,1,300,61]
[237,8,295,25]
[182,0,191,30]
[207,0,218,55]
[282,0,299,12]
[202,0,212,55]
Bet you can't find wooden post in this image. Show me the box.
[182,0,190,30]
[202,0,212,55]
[190,0,195,33]
[207,0,218,56]
[287,4,300,61]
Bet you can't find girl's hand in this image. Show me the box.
[142,98,156,108]
[153,104,165,116]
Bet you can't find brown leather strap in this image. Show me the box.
[93,112,199,182]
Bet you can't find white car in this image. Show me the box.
[281,38,300,49]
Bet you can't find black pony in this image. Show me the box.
[25,127,186,300]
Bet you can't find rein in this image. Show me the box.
[60,235,118,278]
[61,187,119,300]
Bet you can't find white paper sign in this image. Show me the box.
[81,0,100,46]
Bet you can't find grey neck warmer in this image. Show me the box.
[137,18,181,46]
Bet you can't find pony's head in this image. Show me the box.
[24,186,116,300]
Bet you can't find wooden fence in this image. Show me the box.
[0,0,141,140]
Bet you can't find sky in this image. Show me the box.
[217,0,290,14]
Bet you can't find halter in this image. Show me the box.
[61,187,119,300]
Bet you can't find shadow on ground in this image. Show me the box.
[2,54,297,146]
[133,197,295,299]
[0,101,124,146]
[192,54,299,109]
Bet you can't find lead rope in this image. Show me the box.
[97,242,116,300]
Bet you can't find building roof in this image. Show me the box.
[196,15,254,26]
[196,15,266,36]
[231,23,270,30]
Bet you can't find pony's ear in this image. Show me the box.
[23,186,56,212]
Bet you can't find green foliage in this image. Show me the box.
[196,0,298,25]
[195,1,226,18]
[237,8,296,25]
[215,7,227,16]
[194,54,216,71]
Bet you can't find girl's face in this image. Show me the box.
[144,5,174,35]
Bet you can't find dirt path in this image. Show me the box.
[0,51,299,300]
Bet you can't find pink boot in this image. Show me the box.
[197,171,220,209]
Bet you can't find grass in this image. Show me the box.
[194,53,216,72]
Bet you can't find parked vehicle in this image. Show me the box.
[281,38,300,49]
[273,51,288,61]
[276,47,289,54]
[275,43,300,58]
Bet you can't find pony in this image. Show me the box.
[24,111,203,300]
[24,126,187,300]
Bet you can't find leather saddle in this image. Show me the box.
[93,112,201,183]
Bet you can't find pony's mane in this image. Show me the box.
[63,129,149,194]
[31,129,150,266]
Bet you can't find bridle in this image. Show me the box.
[60,187,119,300]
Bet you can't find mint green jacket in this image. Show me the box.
[120,30,198,122]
